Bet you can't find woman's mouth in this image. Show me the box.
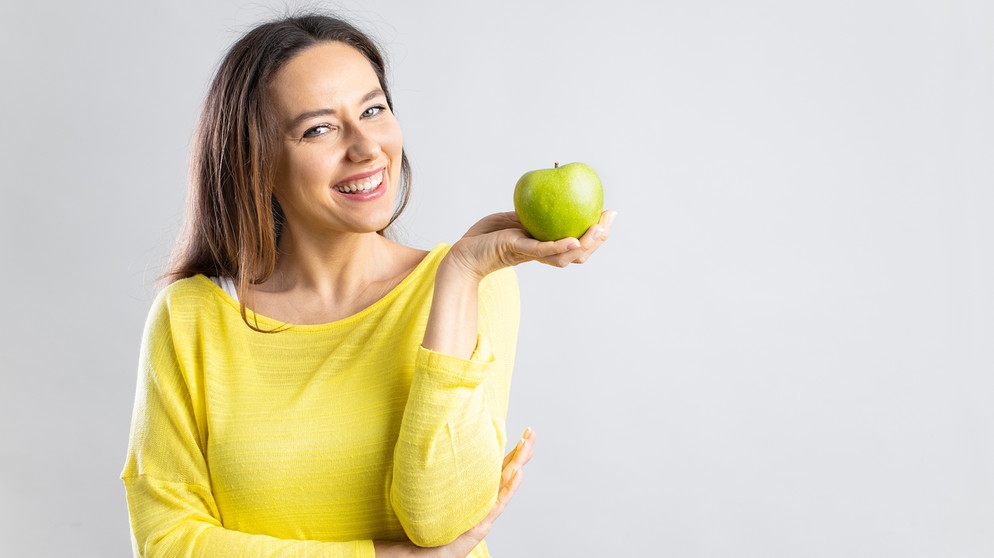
[333,169,384,194]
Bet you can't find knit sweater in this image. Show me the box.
[121,244,520,557]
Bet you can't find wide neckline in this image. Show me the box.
[199,243,448,332]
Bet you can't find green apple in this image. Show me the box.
[513,162,604,241]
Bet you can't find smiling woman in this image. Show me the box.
[267,42,403,254]
[120,11,614,558]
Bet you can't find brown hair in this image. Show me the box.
[164,13,411,307]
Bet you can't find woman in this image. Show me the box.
[121,12,614,557]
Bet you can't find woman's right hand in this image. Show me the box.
[375,428,537,557]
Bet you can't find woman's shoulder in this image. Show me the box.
[149,274,233,317]
[394,242,448,284]
[157,274,223,299]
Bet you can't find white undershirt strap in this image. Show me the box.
[210,276,239,302]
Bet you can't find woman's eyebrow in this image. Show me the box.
[361,88,386,103]
[289,108,335,130]
[288,89,386,129]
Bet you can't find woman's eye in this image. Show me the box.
[362,105,387,118]
[302,125,333,139]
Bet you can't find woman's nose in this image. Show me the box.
[346,126,381,162]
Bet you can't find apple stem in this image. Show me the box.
[554,162,559,168]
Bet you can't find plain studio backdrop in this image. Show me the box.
[2,0,992,556]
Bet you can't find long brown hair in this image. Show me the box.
[164,13,412,309]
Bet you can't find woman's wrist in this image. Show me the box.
[440,241,491,284]
[373,540,415,557]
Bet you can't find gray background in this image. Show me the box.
[2,0,993,556]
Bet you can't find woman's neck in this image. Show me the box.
[248,231,426,324]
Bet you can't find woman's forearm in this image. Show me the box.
[422,253,482,358]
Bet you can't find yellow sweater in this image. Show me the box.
[122,245,519,557]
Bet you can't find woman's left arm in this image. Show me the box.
[390,210,615,547]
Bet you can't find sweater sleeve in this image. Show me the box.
[120,289,375,558]
[390,266,521,547]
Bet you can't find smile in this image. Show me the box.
[333,169,384,194]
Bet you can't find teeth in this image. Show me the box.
[335,171,383,193]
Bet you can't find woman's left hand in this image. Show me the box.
[445,210,617,280]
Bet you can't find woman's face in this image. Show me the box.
[269,41,403,238]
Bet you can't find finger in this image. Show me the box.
[481,431,536,534]
[481,466,519,528]
[515,210,617,267]
[582,210,616,242]
[537,243,584,267]
[497,466,523,507]
[512,428,536,468]
[549,210,618,266]
[568,225,606,265]
[501,428,536,483]
[576,211,616,249]
[533,238,586,267]
[503,238,578,269]
[501,442,518,469]
[516,236,581,258]
[601,209,618,227]
[502,427,534,468]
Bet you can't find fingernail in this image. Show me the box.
[523,427,533,439]
[608,211,618,225]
